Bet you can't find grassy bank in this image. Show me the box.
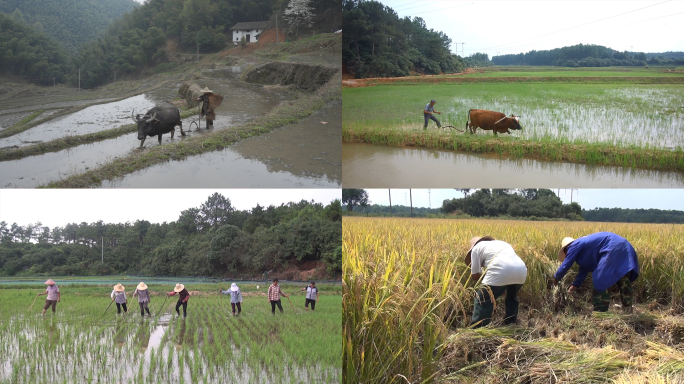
[343,128,684,171]
[343,217,684,383]
[1,284,341,383]
[0,108,199,162]
[0,110,44,139]
[43,75,341,187]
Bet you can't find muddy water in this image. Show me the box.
[342,143,684,187]
[108,101,341,187]
[0,80,293,187]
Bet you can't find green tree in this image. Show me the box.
[342,189,369,212]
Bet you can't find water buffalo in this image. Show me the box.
[132,103,185,148]
[466,109,522,135]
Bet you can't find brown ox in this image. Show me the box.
[466,109,522,135]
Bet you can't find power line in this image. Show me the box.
[480,0,672,51]
[616,10,684,27]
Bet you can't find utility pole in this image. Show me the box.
[101,237,104,263]
[197,43,199,62]
[53,78,55,89]
[410,189,413,216]
[78,68,81,92]
[276,15,279,45]
[114,70,116,83]
[428,189,431,209]
[388,189,392,215]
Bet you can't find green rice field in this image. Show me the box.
[0,283,341,384]
[343,81,684,150]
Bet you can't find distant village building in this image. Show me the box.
[230,21,270,44]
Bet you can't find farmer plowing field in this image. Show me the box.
[554,231,640,313]
[466,236,528,328]
[423,99,442,129]
[167,283,190,318]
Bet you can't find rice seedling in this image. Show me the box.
[343,217,684,383]
[0,283,341,383]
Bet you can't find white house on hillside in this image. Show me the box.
[230,21,270,44]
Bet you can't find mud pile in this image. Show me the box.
[242,62,339,92]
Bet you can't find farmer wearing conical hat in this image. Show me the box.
[554,232,639,313]
[300,281,319,311]
[195,87,224,128]
[466,236,527,328]
[111,283,128,315]
[220,283,243,317]
[38,279,60,315]
[132,282,151,317]
[167,283,190,318]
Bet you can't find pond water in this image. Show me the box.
[342,143,684,187]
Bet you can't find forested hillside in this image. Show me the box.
[0,194,342,278]
[342,0,465,78]
[0,13,71,84]
[0,0,139,54]
[583,208,684,224]
[492,44,684,67]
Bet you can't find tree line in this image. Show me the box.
[582,208,684,224]
[342,0,467,78]
[492,43,684,67]
[0,194,342,278]
[1,0,340,88]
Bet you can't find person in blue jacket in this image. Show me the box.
[553,232,639,312]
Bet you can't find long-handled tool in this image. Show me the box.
[103,300,115,315]
[155,294,169,317]
[286,296,296,314]
[27,294,40,313]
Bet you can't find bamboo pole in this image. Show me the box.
[27,294,40,313]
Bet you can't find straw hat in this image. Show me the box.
[44,279,56,285]
[230,283,239,292]
[465,236,495,266]
[558,237,576,261]
[200,87,213,93]
[173,283,185,292]
[137,282,148,290]
[114,283,125,292]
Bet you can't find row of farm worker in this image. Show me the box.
[465,231,639,327]
[35,278,320,317]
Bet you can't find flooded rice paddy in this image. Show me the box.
[343,84,684,149]
[0,288,341,383]
[0,70,343,187]
[107,101,341,187]
[342,143,684,188]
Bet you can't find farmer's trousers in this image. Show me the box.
[231,302,241,315]
[305,298,316,310]
[592,275,633,312]
[43,300,57,312]
[423,113,441,129]
[139,301,150,316]
[270,300,283,314]
[175,300,187,317]
[116,303,128,314]
[471,284,522,328]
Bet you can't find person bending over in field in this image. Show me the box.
[268,278,289,315]
[554,232,639,313]
[423,99,441,130]
[220,283,243,317]
[168,283,190,318]
[300,281,319,311]
[466,236,528,328]
[39,279,60,315]
[111,283,128,316]
[132,282,151,317]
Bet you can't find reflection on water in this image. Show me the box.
[342,143,684,187]
[108,101,342,188]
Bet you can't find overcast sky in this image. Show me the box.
[0,189,341,227]
[362,189,684,211]
[379,0,684,56]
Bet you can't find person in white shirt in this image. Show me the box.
[300,282,319,311]
[465,236,527,328]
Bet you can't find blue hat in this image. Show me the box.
[431,99,436,103]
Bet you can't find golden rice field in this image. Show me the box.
[342,217,684,384]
